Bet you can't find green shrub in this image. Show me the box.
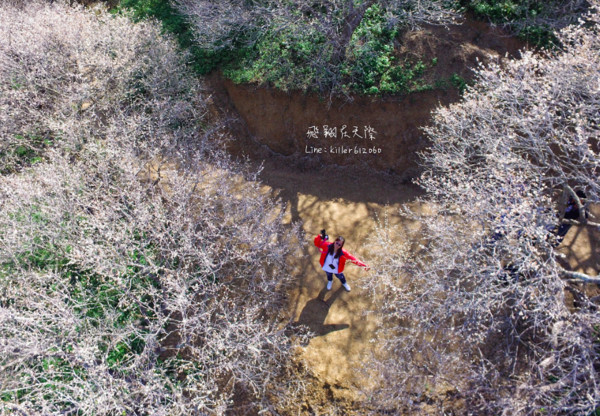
[461,0,578,48]
[340,4,434,95]
[222,26,329,91]
[116,0,246,74]
[518,25,559,48]
[462,0,550,23]
[0,133,55,174]
[450,73,468,93]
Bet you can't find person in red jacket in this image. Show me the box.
[314,229,369,292]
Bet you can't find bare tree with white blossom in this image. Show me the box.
[362,3,600,414]
[0,2,307,414]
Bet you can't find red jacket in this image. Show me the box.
[314,235,367,273]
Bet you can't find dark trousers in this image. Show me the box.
[556,223,572,238]
[326,272,347,284]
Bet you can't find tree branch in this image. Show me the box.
[561,218,600,229]
[561,268,600,284]
[561,184,588,224]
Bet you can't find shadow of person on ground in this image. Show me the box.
[294,286,349,341]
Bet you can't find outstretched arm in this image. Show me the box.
[342,250,369,269]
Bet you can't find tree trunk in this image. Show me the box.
[331,0,376,64]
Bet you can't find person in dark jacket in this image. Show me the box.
[556,190,588,239]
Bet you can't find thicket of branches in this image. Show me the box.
[461,0,590,45]
[170,0,594,94]
[173,0,459,95]
[363,3,600,414]
[0,2,306,414]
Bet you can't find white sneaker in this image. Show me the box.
[342,283,351,292]
[326,280,333,290]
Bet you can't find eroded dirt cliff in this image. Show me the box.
[210,18,526,179]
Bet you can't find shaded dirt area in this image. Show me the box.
[556,206,600,277]
[556,206,600,308]
[256,156,426,412]
[254,157,600,414]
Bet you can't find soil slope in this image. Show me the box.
[217,18,526,179]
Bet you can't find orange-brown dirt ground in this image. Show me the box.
[247,156,600,415]
[203,20,600,415]
[259,159,425,413]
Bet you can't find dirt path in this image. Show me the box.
[254,155,600,412]
[254,157,424,406]
[203,72,428,406]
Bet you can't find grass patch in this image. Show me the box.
[460,0,560,48]
[115,0,248,75]
[1,132,56,174]
[117,1,452,95]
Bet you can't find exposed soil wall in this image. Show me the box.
[212,18,526,180]
[223,81,456,178]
